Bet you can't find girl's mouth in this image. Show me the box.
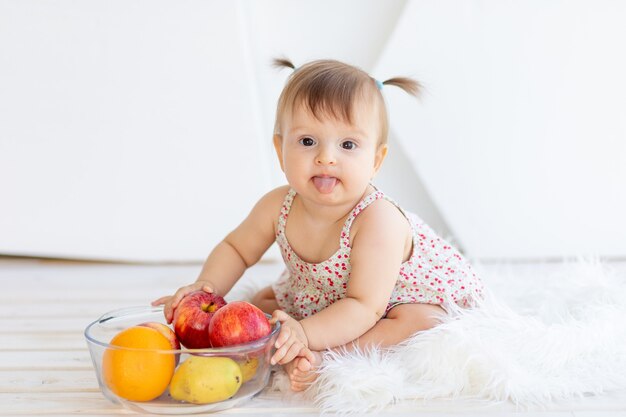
[312,176,338,194]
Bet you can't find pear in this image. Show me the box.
[237,357,259,383]
[169,356,242,404]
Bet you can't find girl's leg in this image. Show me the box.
[250,285,280,315]
[287,303,445,391]
[352,302,445,349]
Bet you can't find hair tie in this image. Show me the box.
[374,79,384,90]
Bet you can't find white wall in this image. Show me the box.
[1,0,624,262]
[0,1,269,261]
[1,0,437,262]
[376,0,626,260]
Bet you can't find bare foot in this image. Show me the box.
[285,350,322,392]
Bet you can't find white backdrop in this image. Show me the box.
[0,1,271,261]
[376,0,626,259]
[1,0,624,262]
[0,0,433,262]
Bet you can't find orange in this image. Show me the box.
[102,326,175,402]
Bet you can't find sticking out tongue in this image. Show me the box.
[313,176,338,194]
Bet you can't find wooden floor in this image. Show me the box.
[1,257,625,417]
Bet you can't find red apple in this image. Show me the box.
[173,290,227,349]
[138,321,181,364]
[138,322,180,350]
[208,301,271,347]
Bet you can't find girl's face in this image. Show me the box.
[274,100,387,208]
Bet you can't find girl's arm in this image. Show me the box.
[153,186,288,323]
[301,200,410,350]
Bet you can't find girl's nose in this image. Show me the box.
[315,147,337,165]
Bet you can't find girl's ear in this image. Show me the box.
[273,134,285,172]
[372,144,388,176]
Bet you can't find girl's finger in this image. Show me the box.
[164,304,174,324]
[171,287,192,309]
[270,309,289,324]
[275,327,291,348]
[270,345,287,365]
[302,347,316,364]
[278,342,303,365]
[151,296,169,306]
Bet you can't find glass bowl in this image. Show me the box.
[84,306,280,414]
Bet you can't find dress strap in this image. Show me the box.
[276,188,297,236]
[339,188,385,249]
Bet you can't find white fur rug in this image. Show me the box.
[232,258,626,414]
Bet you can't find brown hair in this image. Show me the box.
[273,58,421,146]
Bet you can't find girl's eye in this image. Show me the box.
[341,140,356,150]
[300,137,315,147]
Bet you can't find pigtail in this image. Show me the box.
[272,57,296,71]
[382,77,422,97]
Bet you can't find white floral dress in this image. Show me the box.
[272,187,484,319]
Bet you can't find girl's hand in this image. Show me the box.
[269,310,312,365]
[151,281,216,324]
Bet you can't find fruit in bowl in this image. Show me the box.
[237,357,260,383]
[85,306,281,414]
[173,291,227,349]
[169,356,243,404]
[102,326,176,402]
[209,301,271,347]
[138,321,181,365]
[139,322,180,350]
